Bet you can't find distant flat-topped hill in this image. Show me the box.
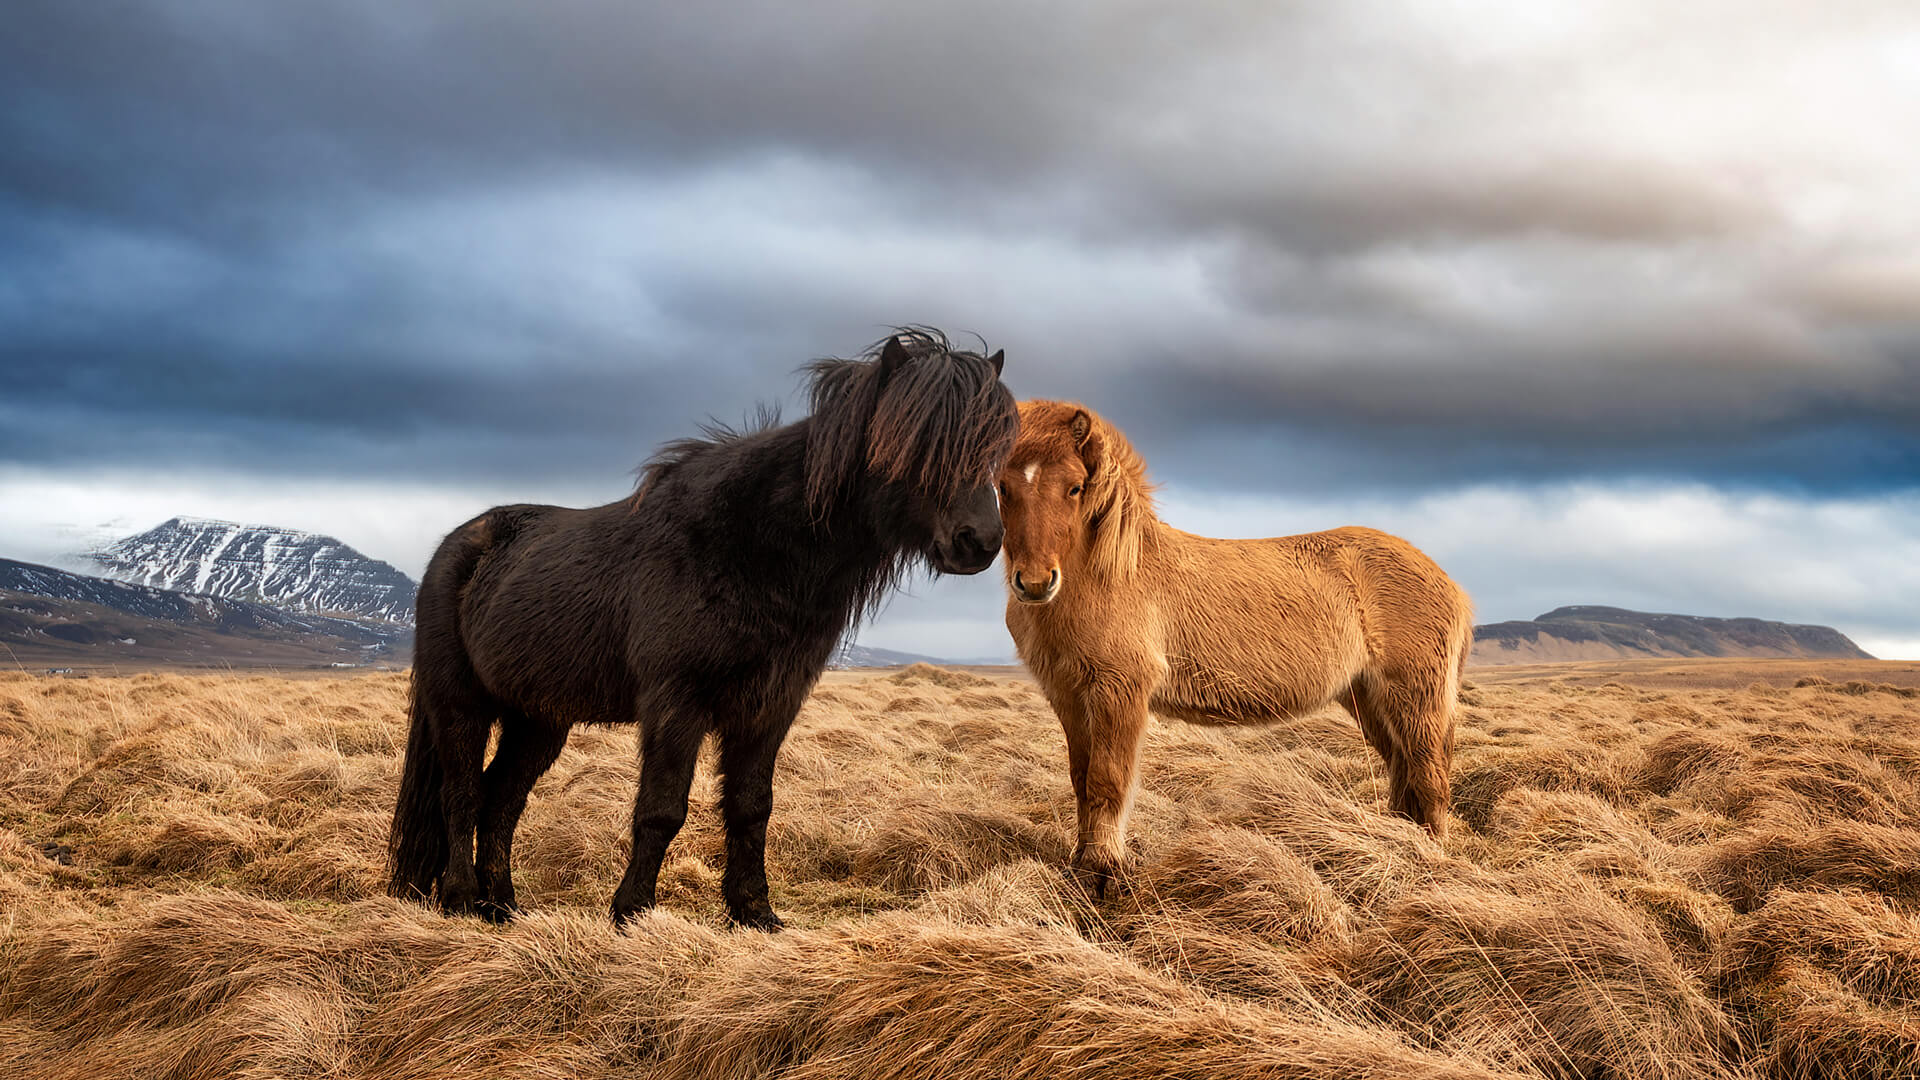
[85,516,417,624]
[830,642,1014,669]
[1472,604,1873,666]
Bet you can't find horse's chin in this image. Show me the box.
[929,548,997,577]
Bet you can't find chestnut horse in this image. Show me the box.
[999,401,1473,892]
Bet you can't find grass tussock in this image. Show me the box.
[1696,821,1920,912]
[1353,882,1739,1080]
[852,792,1070,892]
[1715,889,1920,1077]
[1,660,1919,1077]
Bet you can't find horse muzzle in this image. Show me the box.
[931,525,1001,576]
[1012,567,1060,605]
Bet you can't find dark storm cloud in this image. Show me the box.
[5,0,1918,493]
[2,1,1081,218]
[1061,324,1920,494]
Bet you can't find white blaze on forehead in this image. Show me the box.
[1023,463,1040,485]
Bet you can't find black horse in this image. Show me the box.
[387,330,1016,929]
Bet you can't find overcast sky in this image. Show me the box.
[4,1,1918,659]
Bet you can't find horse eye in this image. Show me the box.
[1068,484,1083,497]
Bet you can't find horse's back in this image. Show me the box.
[1139,524,1467,721]
[1306,526,1472,673]
[1159,527,1366,649]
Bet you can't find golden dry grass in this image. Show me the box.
[3,659,1920,1078]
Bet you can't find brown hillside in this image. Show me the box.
[4,660,1920,1077]
[1474,606,1872,666]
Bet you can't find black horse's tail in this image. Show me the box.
[386,684,447,901]
[386,513,497,902]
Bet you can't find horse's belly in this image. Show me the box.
[1150,664,1340,727]
[470,631,633,726]
[460,582,635,725]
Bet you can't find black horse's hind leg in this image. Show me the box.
[609,715,706,926]
[474,712,570,923]
[428,693,496,916]
[718,712,798,931]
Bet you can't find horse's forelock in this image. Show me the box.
[806,329,1015,513]
[1008,401,1089,471]
[869,348,1016,498]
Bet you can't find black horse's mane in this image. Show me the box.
[804,327,1015,514]
[636,328,1016,517]
[635,402,783,499]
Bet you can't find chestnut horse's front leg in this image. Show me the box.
[1063,677,1149,898]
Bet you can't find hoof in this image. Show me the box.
[725,899,787,933]
[610,902,652,930]
[439,880,480,917]
[475,897,521,924]
[1070,849,1126,900]
[728,904,786,932]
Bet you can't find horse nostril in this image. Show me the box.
[1014,569,1056,599]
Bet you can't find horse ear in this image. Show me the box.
[986,349,1004,376]
[1068,409,1092,447]
[1068,408,1105,476]
[877,335,911,381]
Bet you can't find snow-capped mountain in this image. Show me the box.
[0,557,408,667]
[84,516,417,624]
[1,557,404,647]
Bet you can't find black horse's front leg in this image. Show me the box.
[610,718,703,926]
[718,715,796,931]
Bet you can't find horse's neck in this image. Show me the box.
[1072,486,1161,582]
[726,422,898,613]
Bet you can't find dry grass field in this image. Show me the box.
[4,659,1920,1079]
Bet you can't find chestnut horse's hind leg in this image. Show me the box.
[610,714,706,926]
[1064,681,1150,898]
[473,711,570,922]
[1398,707,1455,842]
[1338,678,1410,817]
[1372,671,1455,841]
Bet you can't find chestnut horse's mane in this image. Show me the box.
[1018,400,1158,577]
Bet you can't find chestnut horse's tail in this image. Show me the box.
[386,515,496,902]
[1452,595,1476,703]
